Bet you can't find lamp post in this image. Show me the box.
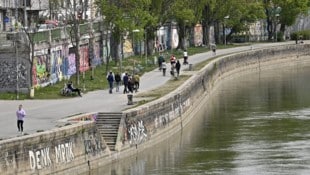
[224,16,229,46]
[132,29,140,55]
[275,13,280,42]
[120,33,127,73]
[183,20,188,49]
[145,29,147,65]
[274,6,281,42]
[14,0,19,99]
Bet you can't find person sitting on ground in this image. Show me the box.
[67,81,82,97]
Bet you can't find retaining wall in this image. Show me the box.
[0,44,309,174]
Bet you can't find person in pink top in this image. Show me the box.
[16,104,26,135]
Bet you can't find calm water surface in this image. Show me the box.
[85,62,310,175]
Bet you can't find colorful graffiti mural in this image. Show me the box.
[50,49,63,84]
[33,54,50,87]
[92,42,102,66]
[31,43,102,87]
[194,24,203,46]
[79,45,90,72]
[67,53,76,76]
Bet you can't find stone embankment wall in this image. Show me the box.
[0,44,309,174]
[0,45,30,92]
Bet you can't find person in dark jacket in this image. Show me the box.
[123,73,129,94]
[67,81,82,97]
[114,72,121,92]
[176,60,181,77]
[107,71,114,94]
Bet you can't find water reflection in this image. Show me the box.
[84,61,310,175]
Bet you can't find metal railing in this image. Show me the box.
[0,21,102,44]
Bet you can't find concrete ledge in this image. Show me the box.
[0,44,309,174]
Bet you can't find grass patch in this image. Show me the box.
[136,75,191,100]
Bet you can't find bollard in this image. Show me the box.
[30,87,35,98]
[189,64,193,71]
[127,94,133,105]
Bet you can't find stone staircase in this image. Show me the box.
[96,112,122,151]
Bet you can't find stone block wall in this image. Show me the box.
[0,46,30,92]
[117,44,310,152]
[0,44,309,174]
[0,113,109,175]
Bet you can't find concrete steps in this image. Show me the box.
[96,112,122,151]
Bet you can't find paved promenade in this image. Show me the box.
[0,41,298,139]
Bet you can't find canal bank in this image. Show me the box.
[0,43,309,174]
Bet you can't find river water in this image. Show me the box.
[85,60,310,175]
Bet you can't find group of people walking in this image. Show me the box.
[158,50,188,77]
[107,71,140,94]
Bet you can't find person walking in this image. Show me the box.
[162,60,167,76]
[183,49,188,65]
[158,54,164,70]
[176,60,181,77]
[115,72,121,92]
[107,71,115,94]
[211,43,216,56]
[123,73,129,94]
[16,104,26,135]
[133,74,140,92]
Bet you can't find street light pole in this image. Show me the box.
[120,35,123,73]
[15,0,19,100]
[275,14,279,42]
[145,29,147,65]
[224,16,229,46]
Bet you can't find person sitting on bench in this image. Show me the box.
[67,81,82,97]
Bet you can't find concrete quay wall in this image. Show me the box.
[116,44,310,159]
[0,44,309,174]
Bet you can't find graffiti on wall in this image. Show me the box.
[194,24,203,46]
[54,141,75,164]
[84,134,105,156]
[67,53,76,76]
[29,147,52,170]
[0,59,29,89]
[33,54,50,87]
[28,141,75,170]
[80,45,90,72]
[92,42,102,66]
[155,98,191,129]
[50,48,64,84]
[155,113,169,128]
[128,120,147,145]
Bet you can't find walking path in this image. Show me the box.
[0,41,299,139]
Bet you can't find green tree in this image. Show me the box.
[263,0,309,40]
[168,0,196,49]
[96,0,153,71]
[200,0,265,45]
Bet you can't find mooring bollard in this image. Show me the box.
[127,94,133,105]
[189,64,193,71]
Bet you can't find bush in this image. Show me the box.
[277,31,284,42]
[291,30,310,40]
